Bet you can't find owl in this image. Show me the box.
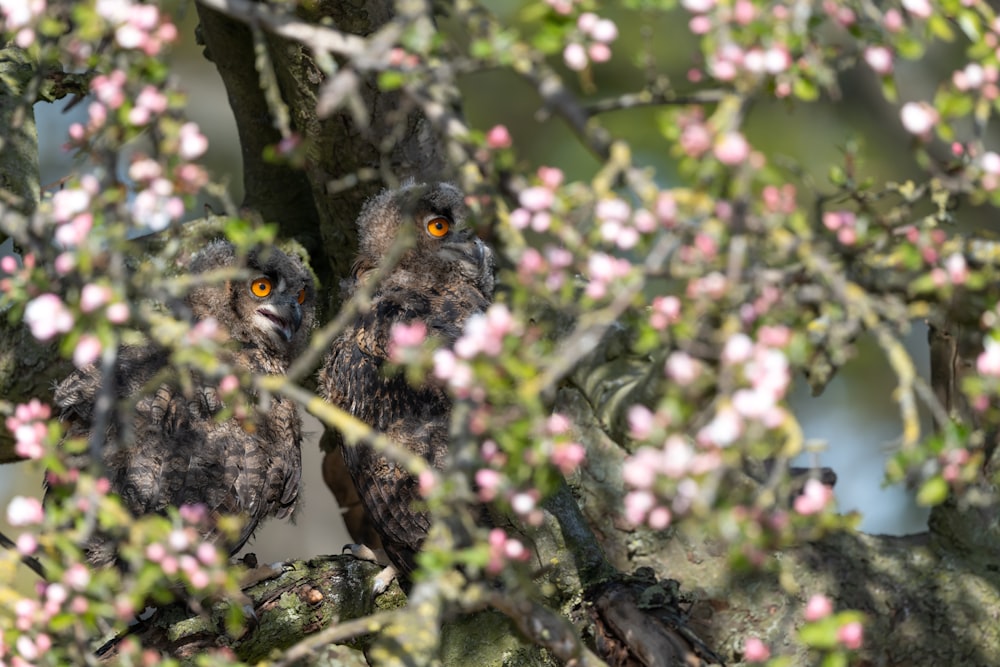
[53,240,317,565]
[318,182,495,579]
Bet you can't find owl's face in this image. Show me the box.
[353,182,495,299]
[187,240,317,362]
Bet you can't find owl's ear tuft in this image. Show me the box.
[190,239,238,275]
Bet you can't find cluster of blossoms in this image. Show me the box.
[821,209,862,246]
[433,304,520,400]
[562,12,618,72]
[0,0,45,46]
[743,595,863,661]
[673,108,755,166]
[593,197,657,250]
[485,528,531,574]
[4,400,51,461]
[143,505,223,591]
[622,326,815,529]
[516,244,573,292]
[96,0,177,55]
[510,166,564,233]
[476,415,584,529]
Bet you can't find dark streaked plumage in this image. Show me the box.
[54,240,316,565]
[318,182,495,577]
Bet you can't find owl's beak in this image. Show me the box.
[258,302,303,344]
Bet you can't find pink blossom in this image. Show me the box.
[1,0,45,29]
[623,448,659,489]
[977,338,1000,377]
[902,0,932,19]
[531,211,551,232]
[16,636,38,661]
[714,131,751,165]
[63,563,91,590]
[1,255,17,273]
[216,374,238,395]
[954,63,985,91]
[981,152,1000,175]
[55,213,93,248]
[79,285,111,316]
[90,70,126,109]
[7,495,44,526]
[900,102,939,136]
[52,187,90,222]
[510,208,541,231]
[945,253,968,284]
[662,435,694,478]
[763,46,791,74]
[794,478,834,514]
[588,43,611,63]
[679,123,712,156]
[627,404,655,439]
[519,186,554,212]
[804,593,833,621]
[837,620,864,649]
[596,198,630,222]
[24,293,74,341]
[389,320,427,362]
[743,637,770,662]
[146,542,166,563]
[537,166,564,189]
[551,442,585,473]
[564,43,588,71]
[178,122,208,160]
[545,0,574,14]
[864,46,893,74]
[665,351,701,385]
[722,333,753,364]
[681,0,716,12]
[88,101,107,128]
[17,533,36,554]
[476,468,502,501]
[577,12,598,33]
[590,18,618,43]
[734,0,755,23]
[647,506,671,529]
[623,490,655,525]
[418,469,436,496]
[485,124,512,149]
[510,491,537,515]
[697,406,743,447]
[689,15,712,34]
[656,192,677,225]
[884,8,904,31]
[73,334,102,369]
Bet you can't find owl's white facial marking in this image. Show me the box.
[250,275,303,345]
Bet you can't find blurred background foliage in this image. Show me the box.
[13,0,994,565]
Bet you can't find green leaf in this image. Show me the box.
[793,77,819,101]
[916,475,949,506]
[377,71,405,91]
[929,14,955,41]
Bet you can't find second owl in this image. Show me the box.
[318,182,495,578]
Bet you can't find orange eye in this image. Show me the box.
[426,216,450,238]
[251,277,272,298]
[297,288,307,305]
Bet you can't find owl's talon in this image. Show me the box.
[344,543,386,564]
[372,564,398,596]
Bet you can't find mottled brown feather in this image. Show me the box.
[318,182,494,577]
[53,240,316,565]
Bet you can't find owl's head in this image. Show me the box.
[352,181,495,299]
[187,240,317,361]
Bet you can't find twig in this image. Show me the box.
[0,529,47,579]
[270,608,404,667]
